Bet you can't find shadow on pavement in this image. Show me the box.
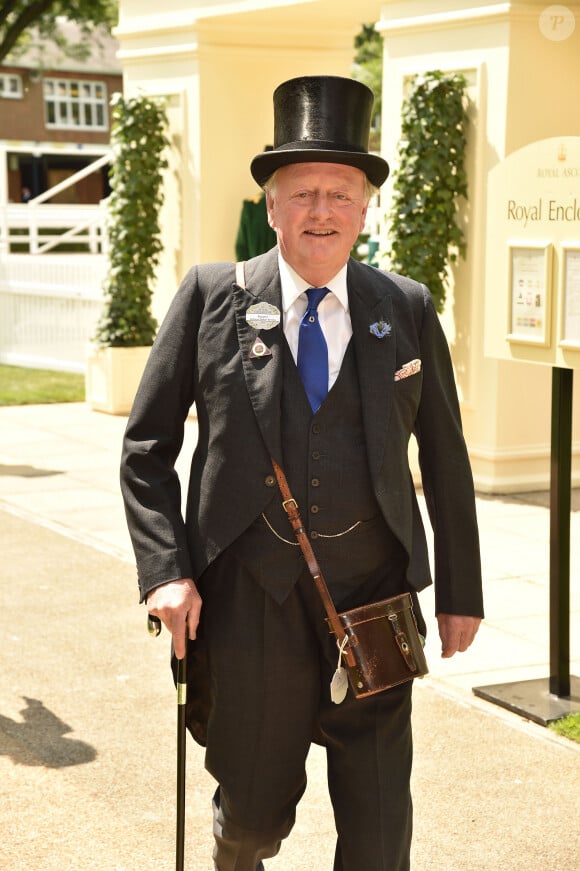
[0,696,96,768]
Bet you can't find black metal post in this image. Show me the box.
[549,367,573,697]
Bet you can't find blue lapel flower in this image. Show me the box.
[369,320,392,339]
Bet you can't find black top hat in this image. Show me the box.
[250,76,389,188]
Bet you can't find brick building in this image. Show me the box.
[0,20,122,204]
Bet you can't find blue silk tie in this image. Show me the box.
[297,287,330,413]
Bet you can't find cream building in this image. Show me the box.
[114,0,580,493]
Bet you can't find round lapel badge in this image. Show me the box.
[245,302,281,330]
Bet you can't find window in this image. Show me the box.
[0,74,23,99]
[44,78,108,130]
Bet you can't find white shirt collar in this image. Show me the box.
[278,252,349,313]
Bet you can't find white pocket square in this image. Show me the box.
[394,359,421,382]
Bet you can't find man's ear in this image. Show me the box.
[265,192,276,229]
[359,202,369,233]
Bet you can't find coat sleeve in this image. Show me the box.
[413,285,484,618]
[120,268,201,602]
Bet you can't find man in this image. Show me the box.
[121,75,483,871]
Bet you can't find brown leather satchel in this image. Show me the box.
[271,458,428,701]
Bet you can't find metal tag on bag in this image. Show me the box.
[330,667,348,704]
[330,635,350,703]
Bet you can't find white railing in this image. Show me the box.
[0,254,106,373]
[0,152,110,255]
[1,202,108,254]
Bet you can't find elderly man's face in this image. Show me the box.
[266,162,369,286]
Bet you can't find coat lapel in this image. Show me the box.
[347,260,396,480]
[232,249,284,464]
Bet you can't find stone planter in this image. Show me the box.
[85,345,150,415]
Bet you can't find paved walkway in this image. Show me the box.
[0,402,579,869]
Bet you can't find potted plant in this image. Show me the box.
[86,92,169,414]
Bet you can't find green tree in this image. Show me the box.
[387,70,469,313]
[0,0,118,64]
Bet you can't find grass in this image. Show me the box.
[549,712,580,744]
[0,365,85,405]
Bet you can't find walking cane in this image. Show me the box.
[148,614,188,871]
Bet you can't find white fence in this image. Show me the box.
[0,153,109,372]
[0,254,106,373]
[1,202,107,255]
[0,153,110,256]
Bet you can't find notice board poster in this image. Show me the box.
[561,245,580,347]
[509,243,552,345]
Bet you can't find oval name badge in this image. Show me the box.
[245,302,281,331]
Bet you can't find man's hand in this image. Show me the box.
[146,578,202,660]
[436,613,481,659]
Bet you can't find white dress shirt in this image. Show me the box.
[278,253,352,391]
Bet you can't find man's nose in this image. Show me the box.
[309,194,332,217]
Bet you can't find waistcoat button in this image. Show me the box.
[310,504,319,513]
[312,424,321,435]
[311,530,319,539]
[312,451,320,460]
[311,478,320,487]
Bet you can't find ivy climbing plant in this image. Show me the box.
[94,93,169,347]
[387,70,469,313]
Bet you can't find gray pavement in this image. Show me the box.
[0,401,579,870]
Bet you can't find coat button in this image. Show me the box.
[264,475,276,487]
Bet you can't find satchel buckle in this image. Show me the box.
[389,612,417,672]
[282,498,298,513]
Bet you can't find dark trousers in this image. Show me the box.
[200,551,414,871]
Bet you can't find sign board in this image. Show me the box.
[484,137,580,368]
